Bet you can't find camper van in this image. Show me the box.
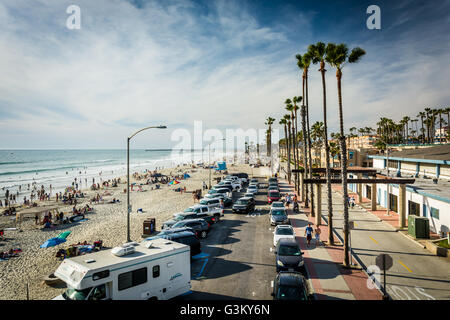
[53,238,191,300]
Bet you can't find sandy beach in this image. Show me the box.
[0,162,264,300]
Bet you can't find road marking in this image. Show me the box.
[269,247,273,252]
[271,281,274,288]
[252,292,256,296]
[397,260,413,273]
[369,236,378,244]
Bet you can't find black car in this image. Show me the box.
[271,271,313,300]
[268,177,278,183]
[163,211,217,229]
[275,238,305,273]
[232,197,256,214]
[162,231,201,256]
[213,184,234,193]
[171,218,211,239]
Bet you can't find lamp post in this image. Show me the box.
[207,138,226,189]
[127,125,167,243]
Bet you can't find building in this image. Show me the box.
[435,126,449,143]
[347,134,379,149]
[360,145,450,236]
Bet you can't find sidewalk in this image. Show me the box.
[279,178,383,300]
[331,184,441,247]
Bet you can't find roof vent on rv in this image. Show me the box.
[111,245,136,257]
[145,242,156,249]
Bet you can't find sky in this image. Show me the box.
[0,0,449,149]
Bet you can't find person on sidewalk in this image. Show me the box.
[305,223,314,247]
[285,194,291,209]
[315,226,321,246]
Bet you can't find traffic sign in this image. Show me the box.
[376,253,393,270]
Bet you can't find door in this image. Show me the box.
[87,283,109,300]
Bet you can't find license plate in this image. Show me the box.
[288,268,294,271]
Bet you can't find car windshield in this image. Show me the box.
[276,228,294,235]
[184,207,197,213]
[269,192,280,198]
[272,210,286,216]
[272,203,284,207]
[236,199,248,205]
[172,221,187,228]
[199,200,208,205]
[276,285,307,300]
[278,245,301,256]
[63,287,92,300]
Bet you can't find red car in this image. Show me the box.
[267,191,281,204]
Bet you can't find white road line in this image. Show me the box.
[269,247,273,252]
[271,281,274,288]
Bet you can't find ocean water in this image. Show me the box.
[0,149,232,201]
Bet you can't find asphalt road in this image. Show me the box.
[182,176,278,300]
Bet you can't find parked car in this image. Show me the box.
[171,218,211,239]
[182,204,223,217]
[199,197,222,210]
[247,185,258,195]
[268,177,278,183]
[231,173,249,185]
[271,271,313,300]
[204,193,233,207]
[144,227,196,241]
[271,201,285,209]
[162,231,201,256]
[213,184,234,193]
[243,192,255,199]
[250,178,259,184]
[267,190,282,204]
[208,187,231,197]
[273,225,296,247]
[232,197,256,214]
[270,207,289,226]
[268,186,280,193]
[275,238,305,273]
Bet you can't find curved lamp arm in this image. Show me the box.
[128,125,167,140]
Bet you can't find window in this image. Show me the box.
[118,268,147,291]
[202,207,208,213]
[152,265,160,278]
[389,193,398,212]
[89,284,106,300]
[93,270,110,281]
[430,207,439,220]
[408,201,420,216]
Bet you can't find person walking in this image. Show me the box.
[285,194,291,209]
[305,223,314,247]
[315,225,321,246]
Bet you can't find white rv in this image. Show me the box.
[53,238,191,300]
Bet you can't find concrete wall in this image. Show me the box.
[356,182,450,236]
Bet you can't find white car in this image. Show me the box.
[221,179,242,191]
[271,201,285,210]
[247,185,258,195]
[273,225,296,247]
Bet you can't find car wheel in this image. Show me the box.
[201,231,207,239]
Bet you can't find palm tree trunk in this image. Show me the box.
[305,70,315,217]
[287,123,292,183]
[294,109,299,195]
[336,68,350,267]
[320,62,334,244]
[301,74,309,208]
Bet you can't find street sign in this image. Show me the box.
[375,253,393,270]
[375,253,393,300]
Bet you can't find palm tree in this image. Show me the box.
[285,99,298,188]
[296,52,314,214]
[309,41,333,240]
[292,96,302,194]
[329,141,340,167]
[311,121,324,166]
[326,42,366,267]
[284,114,292,183]
[417,112,426,143]
[279,118,288,159]
[265,117,275,157]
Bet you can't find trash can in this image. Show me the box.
[408,215,430,239]
[143,218,156,236]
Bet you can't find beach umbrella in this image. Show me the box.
[57,231,71,239]
[169,180,181,185]
[40,237,66,248]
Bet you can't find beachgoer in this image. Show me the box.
[305,223,314,247]
[315,226,321,245]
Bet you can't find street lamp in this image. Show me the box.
[207,138,226,189]
[127,125,167,243]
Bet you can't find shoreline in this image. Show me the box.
[0,157,254,300]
